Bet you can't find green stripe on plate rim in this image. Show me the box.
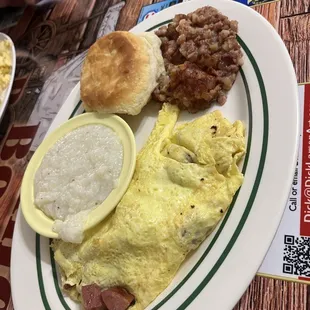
[49,240,71,310]
[35,24,268,310]
[69,100,83,119]
[36,234,52,310]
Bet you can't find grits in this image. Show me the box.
[34,124,123,243]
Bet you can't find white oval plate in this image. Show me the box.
[11,0,299,309]
[0,33,16,122]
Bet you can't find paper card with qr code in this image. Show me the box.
[258,84,310,283]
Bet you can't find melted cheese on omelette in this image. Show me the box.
[53,103,245,310]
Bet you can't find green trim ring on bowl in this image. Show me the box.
[35,30,268,310]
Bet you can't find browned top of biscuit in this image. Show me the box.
[81,31,151,113]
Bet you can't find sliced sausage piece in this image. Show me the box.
[101,287,135,310]
[82,284,107,310]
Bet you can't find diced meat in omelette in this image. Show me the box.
[52,103,246,310]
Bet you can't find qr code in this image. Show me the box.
[283,235,310,276]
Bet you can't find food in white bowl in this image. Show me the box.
[0,39,12,104]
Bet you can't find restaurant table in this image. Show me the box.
[0,0,309,309]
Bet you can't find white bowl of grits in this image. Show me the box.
[0,33,16,121]
[20,112,136,243]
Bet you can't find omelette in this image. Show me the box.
[53,103,246,310]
